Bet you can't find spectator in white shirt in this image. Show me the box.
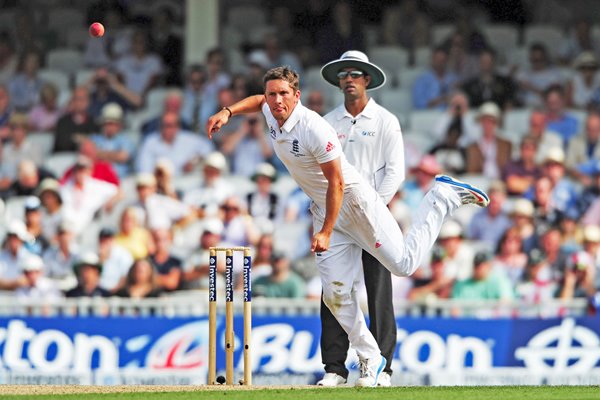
[97,228,133,293]
[0,220,33,289]
[37,178,65,245]
[246,162,280,225]
[15,254,62,304]
[0,114,43,182]
[132,173,192,230]
[113,30,163,97]
[42,219,79,292]
[137,112,214,176]
[516,43,564,108]
[59,155,119,235]
[183,151,234,218]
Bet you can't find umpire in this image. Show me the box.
[317,51,405,386]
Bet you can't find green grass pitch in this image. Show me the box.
[1,386,599,400]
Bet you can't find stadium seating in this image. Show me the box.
[523,25,564,57]
[47,48,84,75]
[28,132,55,158]
[42,152,78,178]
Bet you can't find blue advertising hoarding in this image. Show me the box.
[0,316,598,385]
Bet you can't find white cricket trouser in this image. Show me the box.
[311,181,461,360]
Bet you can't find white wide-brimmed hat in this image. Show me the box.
[320,50,386,90]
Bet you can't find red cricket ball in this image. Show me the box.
[89,22,105,38]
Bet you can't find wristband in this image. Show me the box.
[223,107,232,117]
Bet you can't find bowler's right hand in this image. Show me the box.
[206,109,231,139]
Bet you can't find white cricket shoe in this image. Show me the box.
[377,372,391,387]
[317,373,347,386]
[355,356,386,387]
[435,175,490,207]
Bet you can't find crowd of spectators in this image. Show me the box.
[0,0,598,317]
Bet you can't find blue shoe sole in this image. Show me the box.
[373,356,386,387]
[435,175,490,204]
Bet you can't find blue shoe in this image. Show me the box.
[435,175,490,207]
[355,355,386,387]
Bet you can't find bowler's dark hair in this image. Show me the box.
[263,66,300,92]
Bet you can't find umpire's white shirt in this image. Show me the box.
[261,101,362,210]
[324,98,404,204]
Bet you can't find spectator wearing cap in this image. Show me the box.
[37,178,65,243]
[557,251,596,300]
[66,252,110,297]
[149,228,182,292]
[28,82,61,132]
[141,89,192,137]
[61,139,120,187]
[183,151,234,218]
[137,111,214,176]
[523,109,563,165]
[246,163,280,224]
[412,46,458,110]
[114,207,154,260]
[465,102,512,179]
[97,228,134,293]
[219,195,260,247]
[502,135,543,196]
[15,254,62,304]
[132,173,191,230]
[23,196,50,255]
[220,113,274,178]
[0,113,42,181]
[566,113,600,181]
[581,225,600,275]
[408,247,453,301]
[183,218,225,290]
[566,52,600,109]
[59,155,119,235]
[543,85,580,148]
[529,147,579,220]
[510,199,538,253]
[437,220,475,282]
[402,155,443,214]
[53,86,99,153]
[467,181,512,249]
[42,220,79,292]
[115,258,163,299]
[0,220,33,289]
[515,249,557,306]
[253,251,305,298]
[451,251,514,303]
[90,103,136,178]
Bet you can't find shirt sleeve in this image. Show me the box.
[305,119,342,164]
[377,115,405,204]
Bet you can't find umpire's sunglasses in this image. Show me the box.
[337,70,365,79]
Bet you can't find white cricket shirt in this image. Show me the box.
[324,98,405,204]
[262,102,362,209]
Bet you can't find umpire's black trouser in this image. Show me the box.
[320,250,396,378]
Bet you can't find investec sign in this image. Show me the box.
[0,317,598,377]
